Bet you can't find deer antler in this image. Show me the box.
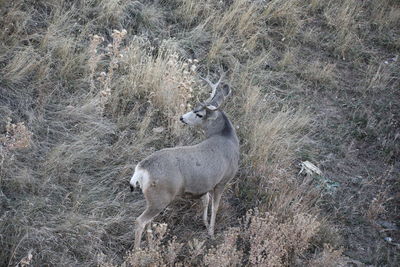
[200,68,226,103]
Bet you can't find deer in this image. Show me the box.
[130,71,239,249]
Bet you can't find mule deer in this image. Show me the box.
[130,72,239,248]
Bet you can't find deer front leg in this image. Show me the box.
[201,193,210,229]
[209,187,223,236]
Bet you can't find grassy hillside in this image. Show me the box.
[0,0,399,266]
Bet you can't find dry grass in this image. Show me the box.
[107,36,200,137]
[245,108,309,175]
[1,0,399,266]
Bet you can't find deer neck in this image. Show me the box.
[203,111,239,145]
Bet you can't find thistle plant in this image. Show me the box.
[88,34,104,93]
[99,29,127,104]
[0,117,32,150]
[87,29,127,111]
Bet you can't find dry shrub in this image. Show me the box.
[125,223,183,267]
[203,227,242,267]
[15,249,33,267]
[100,29,127,105]
[244,209,320,266]
[86,29,128,112]
[119,210,324,267]
[0,118,32,150]
[88,34,105,92]
[308,244,344,267]
[123,226,197,267]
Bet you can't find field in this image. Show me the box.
[0,0,399,266]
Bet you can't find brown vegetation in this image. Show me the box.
[0,0,399,266]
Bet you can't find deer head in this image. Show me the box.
[180,70,231,126]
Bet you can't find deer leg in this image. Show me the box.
[135,206,164,249]
[135,190,173,249]
[209,186,224,236]
[201,193,210,229]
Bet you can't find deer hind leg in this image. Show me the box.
[134,206,163,249]
[201,193,210,229]
[209,186,224,237]
[134,189,173,249]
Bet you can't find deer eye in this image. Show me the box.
[196,113,203,118]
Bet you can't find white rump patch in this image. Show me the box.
[130,165,150,190]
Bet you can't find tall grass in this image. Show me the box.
[1,0,399,266]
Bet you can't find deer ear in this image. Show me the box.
[205,84,231,110]
[221,84,231,97]
[207,109,219,120]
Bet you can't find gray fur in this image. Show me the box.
[140,111,239,195]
